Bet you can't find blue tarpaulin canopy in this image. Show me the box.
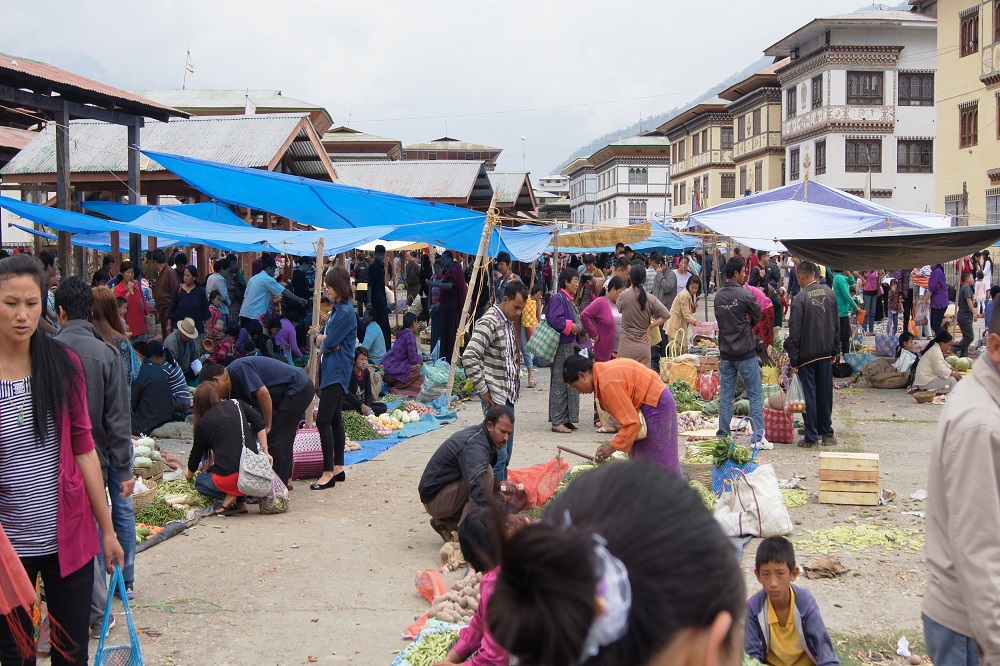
[0,196,392,256]
[81,200,249,226]
[9,223,177,253]
[138,150,551,260]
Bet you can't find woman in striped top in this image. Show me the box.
[0,255,123,665]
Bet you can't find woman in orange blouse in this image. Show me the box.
[563,350,680,476]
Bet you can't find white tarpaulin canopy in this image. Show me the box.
[685,200,906,252]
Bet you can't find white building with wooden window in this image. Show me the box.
[764,9,938,212]
[562,136,671,228]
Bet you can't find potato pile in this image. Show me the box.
[425,570,482,624]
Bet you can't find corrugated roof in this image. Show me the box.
[332,160,492,202]
[1,113,332,179]
[404,136,501,152]
[132,89,324,111]
[0,52,186,121]
[0,126,37,151]
[322,126,400,143]
[823,9,934,22]
[487,171,535,209]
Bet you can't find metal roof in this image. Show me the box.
[132,89,325,111]
[654,97,730,135]
[322,126,401,143]
[404,136,501,152]
[765,10,935,56]
[0,52,186,122]
[0,126,37,151]
[1,113,333,179]
[487,171,537,210]
[332,160,493,203]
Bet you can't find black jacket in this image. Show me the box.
[188,399,265,476]
[786,281,840,367]
[56,320,133,480]
[418,424,497,506]
[131,359,176,436]
[713,280,762,362]
[344,367,374,411]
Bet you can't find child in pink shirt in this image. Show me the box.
[437,508,508,665]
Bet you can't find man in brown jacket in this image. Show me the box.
[151,249,178,338]
[923,299,1000,664]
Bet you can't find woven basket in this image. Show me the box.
[132,481,157,511]
[681,461,713,487]
[913,390,936,404]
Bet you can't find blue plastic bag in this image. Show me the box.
[95,564,143,665]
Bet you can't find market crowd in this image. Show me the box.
[2,238,1000,665]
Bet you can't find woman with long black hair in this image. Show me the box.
[616,264,669,368]
[312,266,357,490]
[0,255,123,665]
[913,330,962,393]
[547,267,587,433]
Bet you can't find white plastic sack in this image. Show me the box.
[714,463,793,538]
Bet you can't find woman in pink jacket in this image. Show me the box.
[0,255,123,665]
[580,276,626,432]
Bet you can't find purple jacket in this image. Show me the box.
[580,296,615,361]
[928,265,949,310]
[745,585,840,666]
[383,327,422,382]
[545,289,585,345]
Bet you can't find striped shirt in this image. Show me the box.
[462,306,521,405]
[0,378,60,557]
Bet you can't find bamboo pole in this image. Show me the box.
[702,232,708,322]
[444,192,500,408]
[307,237,325,387]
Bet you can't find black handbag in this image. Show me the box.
[832,361,854,378]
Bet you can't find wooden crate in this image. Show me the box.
[818,452,879,506]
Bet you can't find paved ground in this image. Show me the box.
[115,368,941,666]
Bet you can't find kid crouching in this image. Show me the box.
[745,536,840,665]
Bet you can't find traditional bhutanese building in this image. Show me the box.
[764,9,938,212]
[321,126,403,162]
[718,59,789,197]
[654,98,735,218]
[402,137,501,170]
[562,136,671,228]
[916,0,1000,224]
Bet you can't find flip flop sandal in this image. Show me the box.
[212,502,241,516]
[596,426,619,434]
[527,382,536,388]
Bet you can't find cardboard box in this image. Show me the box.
[819,452,879,506]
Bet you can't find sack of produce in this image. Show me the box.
[417,359,451,403]
[763,407,793,444]
[697,371,719,401]
[714,464,793,538]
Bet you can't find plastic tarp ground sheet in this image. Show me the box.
[139,150,553,261]
[81,200,249,226]
[780,225,1000,271]
[687,200,916,253]
[701,180,952,229]
[344,413,456,466]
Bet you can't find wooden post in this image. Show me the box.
[127,119,142,269]
[307,237,326,387]
[551,227,560,296]
[444,193,499,408]
[55,101,73,275]
[701,232,709,322]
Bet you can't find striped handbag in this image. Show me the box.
[291,426,324,480]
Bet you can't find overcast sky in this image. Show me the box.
[7,0,874,178]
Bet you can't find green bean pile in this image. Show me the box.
[395,628,459,665]
[135,498,185,526]
[343,411,380,441]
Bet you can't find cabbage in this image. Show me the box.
[409,410,421,422]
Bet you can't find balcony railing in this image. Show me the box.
[733,131,783,158]
[981,41,1000,86]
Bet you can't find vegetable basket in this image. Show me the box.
[131,481,157,511]
[913,390,936,404]
[681,461,713,487]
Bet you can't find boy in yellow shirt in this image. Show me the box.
[745,536,840,665]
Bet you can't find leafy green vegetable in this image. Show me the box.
[668,381,703,412]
